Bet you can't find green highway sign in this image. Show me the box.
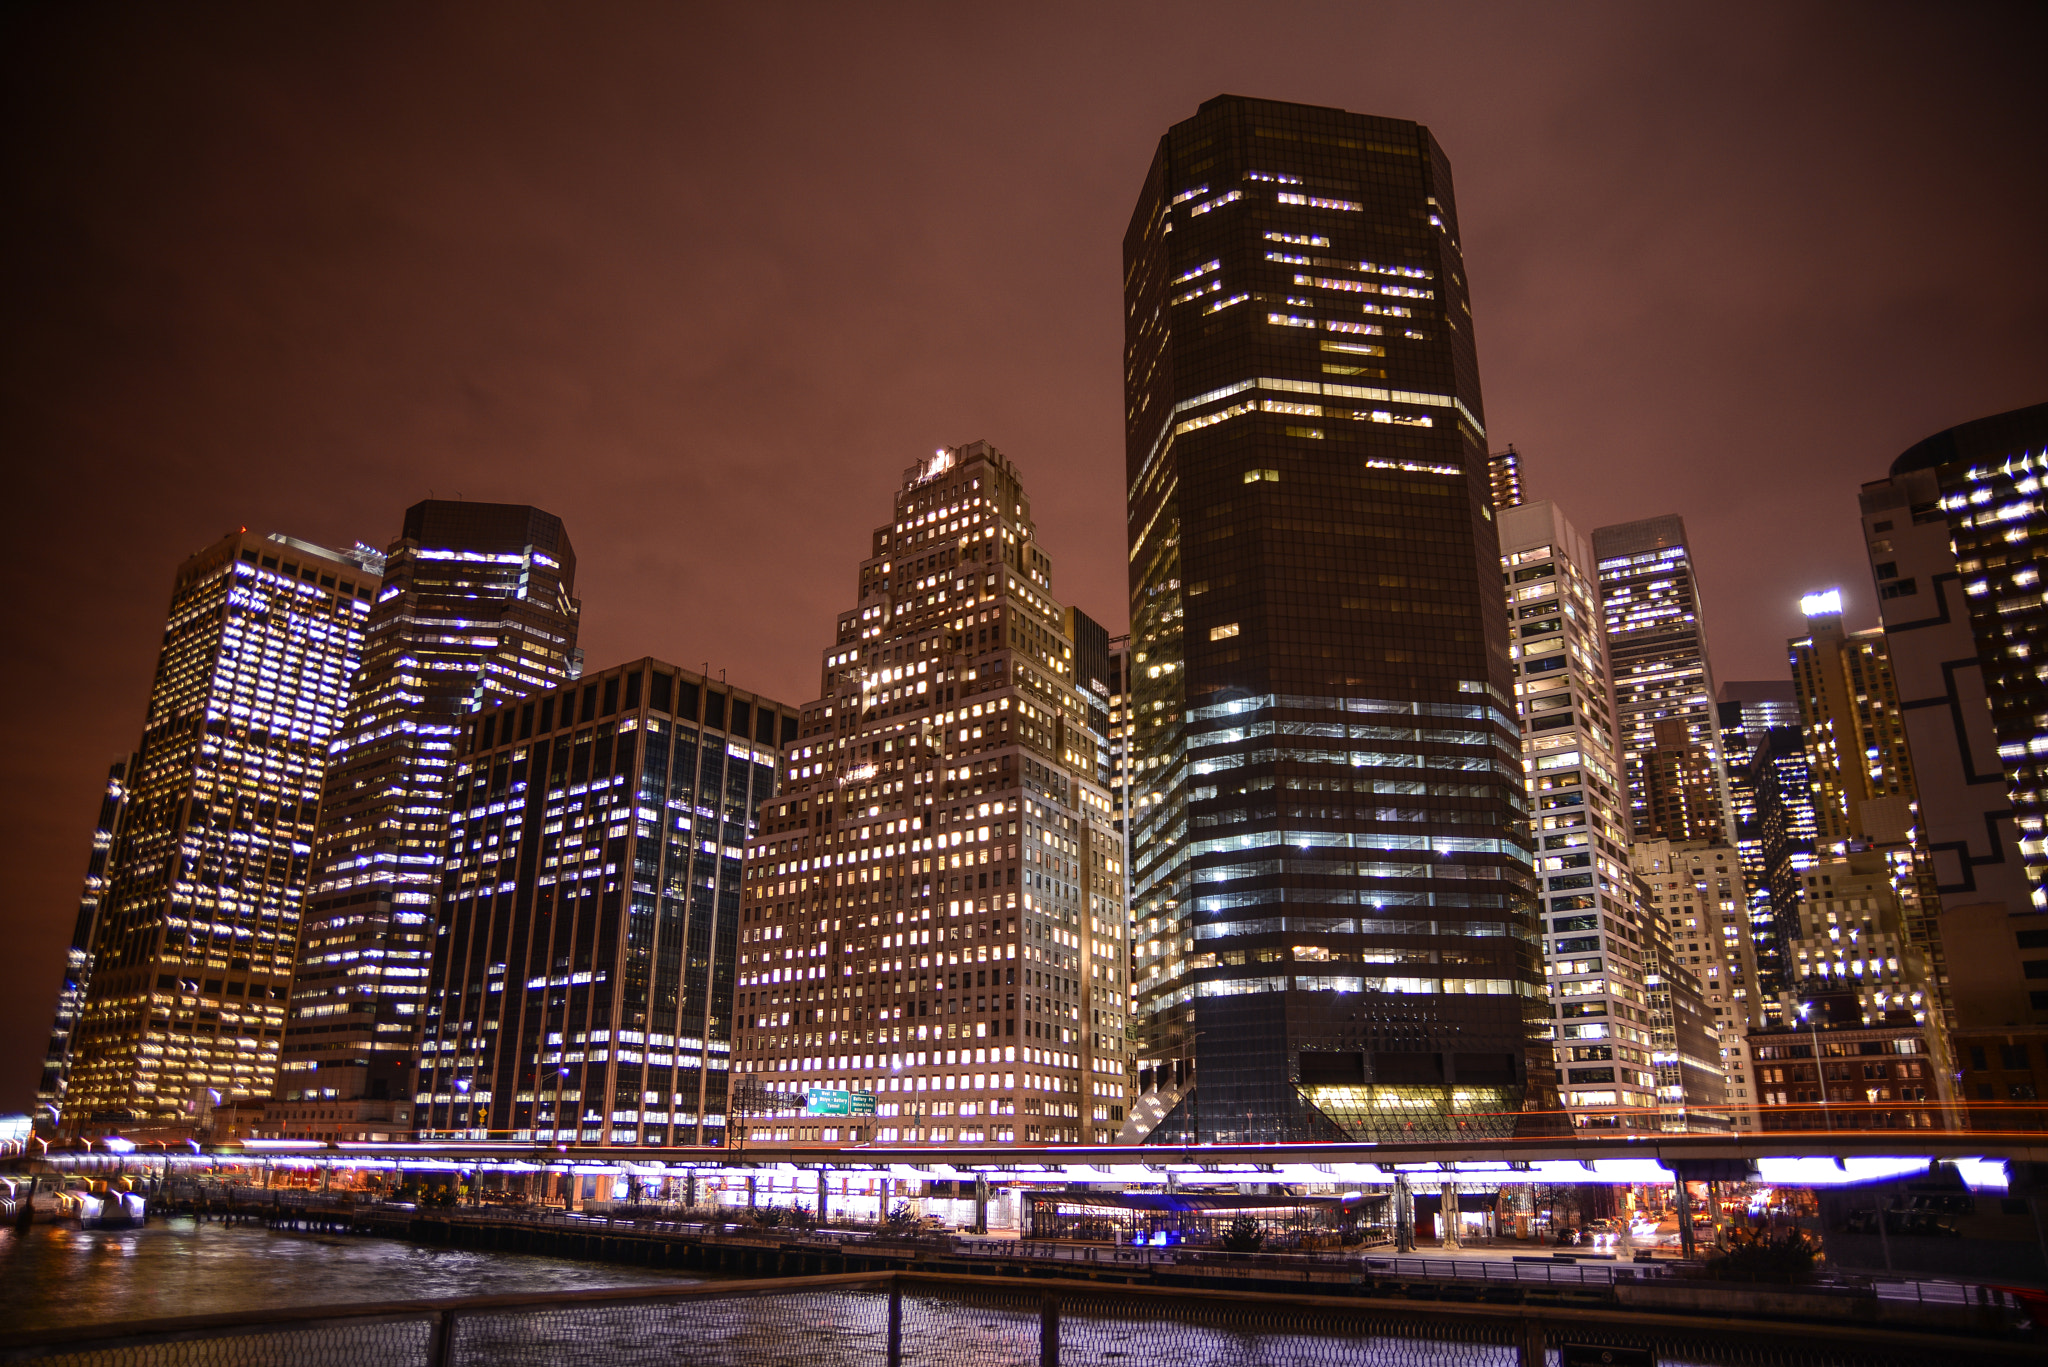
[805,1088,878,1116]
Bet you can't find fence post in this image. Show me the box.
[1517,1317,1545,1367]
[887,1280,902,1367]
[426,1308,456,1367]
[1039,1294,1060,1367]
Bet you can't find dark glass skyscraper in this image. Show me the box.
[1717,682,1817,1023]
[276,501,579,1138]
[1123,95,1548,1142]
[414,660,794,1146]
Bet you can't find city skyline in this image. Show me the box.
[4,5,2046,1111]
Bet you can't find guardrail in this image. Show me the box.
[0,1269,2036,1367]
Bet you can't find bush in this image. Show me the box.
[1220,1214,1265,1254]
[1695,1230,1819,1285]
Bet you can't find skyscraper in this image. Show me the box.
[730,441,1129,1146]
[1629,840,1744,1130]
[412,660,794,1146]
[1786,594,1943,1024]
[276,501,579,1139]
[1716,679,1808,1016]
[1498,501,1657,1130]
[1122,95,1547,1142]
[1859,402,2048,1116]
[1487,447,1525,512]
[62,531,382,1133]
[36,757,134,1129]
[1722,721,1819,1026]
[1592,516,1734,845]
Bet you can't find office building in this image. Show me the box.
[1592,516,1734,845]
[1717,681,1814,1021]
[1784,852,1933,1028]
[728,441,1127,1146]
[1747,992,1946,1133]
[1633,840,1754,1129]
[1786,594,1944,1023]
[61,532,382,1133]
[1498,501,1656,1129]
[412,660,795,1145]
[1487,447,1525,512]
[275,501,579,1141]
[1104,637,1134,839]
[1122,95,1549,1142]
[1067,607,1119,790]
[35,757,134,1129]
[1717,681,1800,741]
[1859,402,2048,1108]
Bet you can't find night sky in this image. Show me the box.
[3,3,2042,1111]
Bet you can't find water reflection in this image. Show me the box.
[0,1217,693,1335]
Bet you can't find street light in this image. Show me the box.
[1795,1003,1830,1132]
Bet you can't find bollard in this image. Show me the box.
[1039,1295,1059,1367]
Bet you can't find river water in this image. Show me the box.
[0,1216,693,1336]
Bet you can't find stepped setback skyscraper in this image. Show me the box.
[732,441,1128,1146]
[276,501,579,1139]
[62,531,382,1133]
[1123,95,1549,1142]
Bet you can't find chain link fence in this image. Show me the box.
[1,1272,2033,1367]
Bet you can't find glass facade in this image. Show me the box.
[278,501,580,1137]
[1123,96,1549,1142]
[732,441,1128,1146]
[61,532,382,1131]
[414,661,793,1145]
[1716,681,1812,1021]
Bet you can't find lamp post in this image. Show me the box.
[1796,1003,1830,1132]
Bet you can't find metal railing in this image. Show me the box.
[0,1270,2035,1367]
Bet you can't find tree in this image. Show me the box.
[1695,1230,1819,1284]
[1220,1214,1265,1253]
